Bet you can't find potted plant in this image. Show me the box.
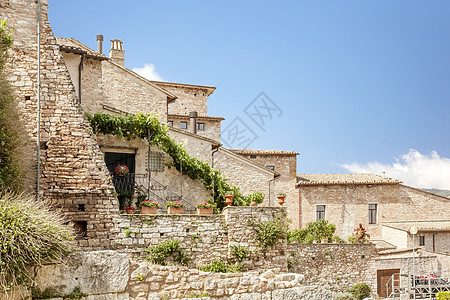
[277,192,286,206]
[196,202,215,215]
[139,200,159,215]
[115,164,129,177]
[123,206,136,215]
[166,201,184,215]
[247,192,264,207]
[224,191,234,206]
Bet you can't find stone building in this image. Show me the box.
[297,173,450,253]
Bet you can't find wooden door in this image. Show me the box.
[377,269,400,297]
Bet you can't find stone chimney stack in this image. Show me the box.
[189,111,198,134]
[109,39,125,67]
[96,34,103,54]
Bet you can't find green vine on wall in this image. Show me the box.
[86,112,246,209]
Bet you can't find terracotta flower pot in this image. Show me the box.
[277,196,286,206]
[168,206,184,215]
[141,206,157,215]
[126,209,135,215]
[250,201,258,207]
[197,207,214,215]
[225,194,234,206]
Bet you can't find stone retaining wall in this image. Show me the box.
[5,250,332,300]
[287,243,378,293]
[112,207,288,272]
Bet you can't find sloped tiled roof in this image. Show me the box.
[229,149,299,156]
[297,173,401,186]
[383,220,450,232]
[56,37,108,60]
[168,114,225,121]
[150,81,216,96]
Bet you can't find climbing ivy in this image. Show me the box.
[86,112,247,209]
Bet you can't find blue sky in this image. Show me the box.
[48,1,450,189]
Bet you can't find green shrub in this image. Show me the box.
[0,193,73,291]
[252,217,288,251]
[287,219,337,243]
[437,291,450,300]
[146,239,189,266]
[230,245,250,262]
[348,283,371,300]
[198,259,243,273]
[333,292,356,300]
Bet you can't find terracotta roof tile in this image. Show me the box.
[56,37,108,60]
[229,149,299,156]
[383,220,450,232]
[297,173,401,185]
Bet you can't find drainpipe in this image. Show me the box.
[36,0,41,204]
[77,54,84,104]
[433,232,436,252]
[268,175,280,206]
[211,145,220,199]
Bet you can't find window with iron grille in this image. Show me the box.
[369,204,377,224]
[149,152,164,171]
[316,205,325,221]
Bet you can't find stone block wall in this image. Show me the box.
[113,214,228,268]
[111,207,288,272]
[164,85,211,116]
[3,0,120,249]
[287,243,378,293]
[222,207,288,272]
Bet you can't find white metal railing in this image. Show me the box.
[387,270,450,299]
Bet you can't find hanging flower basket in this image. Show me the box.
[115,164,129,176]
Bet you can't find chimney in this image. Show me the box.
[109,39,125,67]
[189,111,198,134]
[96,34,103,54]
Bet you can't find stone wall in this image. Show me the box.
[222,207,288,272]
[164,84,211,116]
[114,214,228,268]
[168,116,222,142]
[113,207,288,272]
[102,60,168,121]
[9,250,332,300]
[215,149,275,203]
[287,243,378,293]
[3,0,120,249]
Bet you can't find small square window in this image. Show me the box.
[266,165,275,170]
[197,123,205,130]
[419,236,425,246]
[180,121,187,129]
[316,205,325,221]
[168,121,173,127]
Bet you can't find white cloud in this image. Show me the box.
[340,149,450,190]
[132,63,165,81]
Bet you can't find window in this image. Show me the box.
[266,165,275,170]
[180,121,187,129]
[250,155,256,159]
[197,123,205,130]
[369,204,377,224]
[316,205,325,221]
[419,236,425,246]
[149,152,164,171]
[167,121,173,127]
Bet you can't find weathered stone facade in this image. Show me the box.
[168,114,223,142]
[298,176,450,242]
[112,207,288,272]
[5,250,331,300]
[287,243,378,294]
[3,0,120,249]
